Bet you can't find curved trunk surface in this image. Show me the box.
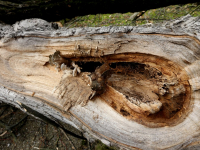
[0,15,200,149]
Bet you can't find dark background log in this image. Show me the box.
[0,0,199,24]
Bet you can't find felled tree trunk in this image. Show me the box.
[1,15,200,149]
[0,0,196,24]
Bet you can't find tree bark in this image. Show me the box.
[1,15,200,149]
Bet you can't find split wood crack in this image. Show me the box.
[48,50,188,121]
[49,50,108,101]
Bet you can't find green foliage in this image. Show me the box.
[60,3,200,28]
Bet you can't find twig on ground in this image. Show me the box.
[0,131,7,136]
[59,127,77,150]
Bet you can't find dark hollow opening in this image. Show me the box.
[76,61,103,72]
[109,62,145,70]
[76,61,146,74]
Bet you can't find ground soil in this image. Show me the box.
[0,102,117,150]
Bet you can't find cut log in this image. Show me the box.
[1,15,200,149]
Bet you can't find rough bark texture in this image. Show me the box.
[1,15,200,149]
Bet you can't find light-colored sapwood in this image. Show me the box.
[0,15,200,149]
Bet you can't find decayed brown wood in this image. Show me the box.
[1,15,200,149]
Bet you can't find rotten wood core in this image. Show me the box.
[50,52,191,128]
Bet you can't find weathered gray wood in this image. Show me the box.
[1,15,200,149]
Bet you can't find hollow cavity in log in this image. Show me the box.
[51,52,191,128]
[105,54,191,128]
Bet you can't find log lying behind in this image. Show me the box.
[1,15,200,149]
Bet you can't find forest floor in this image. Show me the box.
[0,102,118,150]
[0,2,200,150]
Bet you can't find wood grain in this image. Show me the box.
[1,15,200,149]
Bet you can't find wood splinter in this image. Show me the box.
[49,50,81,76]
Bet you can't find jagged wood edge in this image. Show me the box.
[1,15,200,149]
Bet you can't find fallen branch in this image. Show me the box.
[0,15,200,149]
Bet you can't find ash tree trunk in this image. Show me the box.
[0,15,200,149]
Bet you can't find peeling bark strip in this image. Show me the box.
[1,15,200,149]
